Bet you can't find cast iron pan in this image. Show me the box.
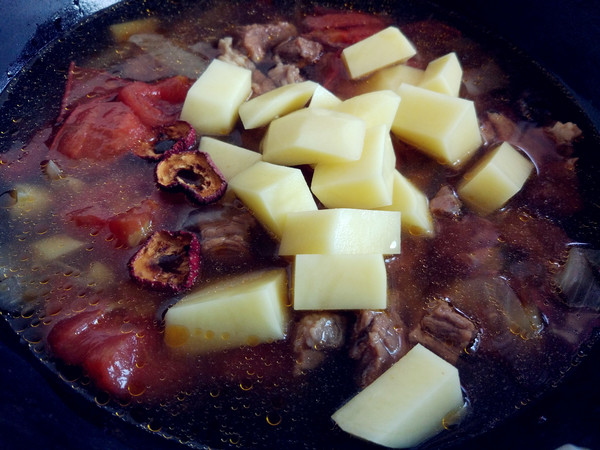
[1,0,599,449]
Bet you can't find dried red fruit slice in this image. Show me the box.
[133,121,196,161]
[128,230,201,292]
[155,149,227,204]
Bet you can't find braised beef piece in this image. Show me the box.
[349,310,407,388]
[274,36,323,65]
[292,312,347,374]
[237,22,298,63]
[430,185,462,217]
[267,61,305,86]
[409,299,478,364]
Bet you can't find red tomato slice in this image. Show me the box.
[50,101,153,160]
[107,199,159,248]
[118,75,193,128]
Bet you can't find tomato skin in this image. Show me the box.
[118,75,193,128]
[50,101,153,160]
[107,199,159,247]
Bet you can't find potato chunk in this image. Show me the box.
[33,234,84,260]
[342,26,417,79]
[238,80,318,129]
[308,84,342,109]
[199,137,261,180]
[419,52,463,97]
[457,141,534,215]
[293,254,387,310]
[377,170,433,236]
[391,83,482,167]
[357,64,424,94]
[229,161,317,238]
[261,108,366,165]
[332,344,463,448]
[279,209,401,255]
[333,90,401,131]
[164,268,289,354]
[311,125,395,209]
[180,59,252,135]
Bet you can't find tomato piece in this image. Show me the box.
[303,12,388,31]
[67,206,108,229]
[118,75,193,128]
[50,101,153,160]
[108,199,159,247]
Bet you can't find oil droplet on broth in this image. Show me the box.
[164,325,190,347]
[266,412,282,426]
[239,380,253,391]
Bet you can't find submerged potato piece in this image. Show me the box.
[33,234,84,260]
[332,344,463,448]
[391,83,482,167]
[357,64,425,93]
[293,254,387,310]
[109,17,159,42]
[308,84,342,109]
[238,80,318,129]
[333,90,401,131]
[199,137,261,180]
[164,268,289,354]
[9,184,50,217]
[342,26,417,79]
[261,108,366,165]
[419,52,463,97]
[311,125,395,209]
[229,161,317,238]
[279,209,401,255]
[377,170,433,236]
[180,59,251,135]
[457,141,534,215]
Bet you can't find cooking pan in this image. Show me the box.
[0,0,599,448]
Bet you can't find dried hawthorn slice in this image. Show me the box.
[133,121,196,161]
[128,230,201,292]
[156,149,227,204]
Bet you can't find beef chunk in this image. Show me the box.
[268,62,305,86]
[430,185,462,217]
[292,312,347,374]
[238,22,298,63]
[349,310,407,387]
[409,299,478,364]
[274,36,323,65]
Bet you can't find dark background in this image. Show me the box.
[1,1,599,449]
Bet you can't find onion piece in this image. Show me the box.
[555,247,600,311]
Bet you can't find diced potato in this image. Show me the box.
[311,125,395,209]
[342,26,417,79]
[164,268,289,354]
[33,235,84,260]
[238,80,318,129]
[457,141,534,215]
[293,254,387,310]
[419,52,463,97]
[229,161,317,238]
[199,136,261,180]
[9,184,50,216]
[357,64,425,94]
[279,209,401,255]
[109,17,159,42]
[377,170,434,236]
[180,59,252,135]
[333,90,401,131]
[332,344,464,449]
[391,83,482,167]
[308,84,342,109]
[87,261,115,288]
[261,108,366,166]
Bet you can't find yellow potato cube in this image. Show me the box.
[332,344,464,449]
[342,26,417,79]
[33,235,84,260]
[333,90,401,131]
[261,108,366,165]
[229,161,317,238]
[308,84,342,109]
[293,254,387,310]
[164,268,289,354]
[391,83,482,167]
[419,52,463,97]
[238,80,318,129]
[457,141,534,215]
[180,59,252,135]
[199,136,261,180]
[357,64,424,93]
[311,125,395,209]
[279,209,401,255]
[377,170,434,236]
